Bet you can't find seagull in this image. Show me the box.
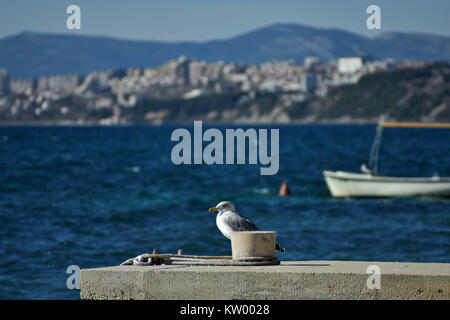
[209,201,286,252]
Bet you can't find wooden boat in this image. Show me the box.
[323,120,450,198]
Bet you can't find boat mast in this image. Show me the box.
[368,116,384,176]
[361,119,449,176]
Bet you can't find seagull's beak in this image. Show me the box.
[209,207,218,212]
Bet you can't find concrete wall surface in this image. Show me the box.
[80,260,450,300]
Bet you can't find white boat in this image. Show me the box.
[323,120,450,198]
[323,170,450,198]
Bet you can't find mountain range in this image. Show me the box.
[1,23,450,78]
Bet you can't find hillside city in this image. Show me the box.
[0,56,433,124]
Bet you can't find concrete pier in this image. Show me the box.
[80,260,449,300]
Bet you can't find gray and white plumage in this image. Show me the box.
[209,201,285,252]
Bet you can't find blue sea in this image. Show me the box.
[0,124,449,299]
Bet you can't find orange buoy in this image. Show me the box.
[278,180,291,196]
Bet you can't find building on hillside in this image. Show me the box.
[0,69,11,96]
[303,56,322,70]
[300,73,318,92]
[11,78,37,95]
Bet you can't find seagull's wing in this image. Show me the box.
[222,211,259,232]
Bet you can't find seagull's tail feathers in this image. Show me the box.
[275,243,286,252]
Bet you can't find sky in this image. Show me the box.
[0,0,449,41]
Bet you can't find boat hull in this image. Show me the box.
[323,170,450,198]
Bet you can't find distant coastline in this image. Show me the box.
[1,60,448,125]
[0,120,380,126]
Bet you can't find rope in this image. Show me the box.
[120,254,280,266]
[168,255,280,266]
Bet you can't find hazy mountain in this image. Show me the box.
[1,23,449,78]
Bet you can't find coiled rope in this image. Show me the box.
[121,254,280,266]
